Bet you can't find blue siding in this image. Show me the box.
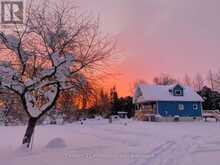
[157,101,202,117]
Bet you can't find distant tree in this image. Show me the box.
[197,86,220,110]
[214,70,220,92]
[74,80,96,110]
[96,89,111,117]
[183,74,192,87]
[117,96,134,118]
[56,91,80,122]
[153,73,177,85]
[110,86,120,115]
[207,70,215,90]
[58,91,75,112]
[0,87,28,125]
[193,73,204,91]
[130,79,147,95]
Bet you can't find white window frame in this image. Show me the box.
[178,104,184,110]
[193,104,198,110]
[175,90,182,96]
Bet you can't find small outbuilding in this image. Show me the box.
[118,111,128,119]
[133,84,203,121]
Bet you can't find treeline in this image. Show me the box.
[151,70,220,92]
[0,85,134,125]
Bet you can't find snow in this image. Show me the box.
[0,65,18,83]
[24,86,58,118]
[0,65,24,94]
[1,34,28,63]
[39,68,55,78]
[50,52,75,84]
[24,92,41,118]
[134,84,203,103]
[1,119,220,165]
[40,86,58,111]
[2,34,19,48]
[46,138,67,149]
[51,52,65,67]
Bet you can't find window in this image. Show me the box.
[193,104,198,110]
[178,104,184,110]
[175,90,182,96]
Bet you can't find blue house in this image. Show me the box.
[133,84,203,120]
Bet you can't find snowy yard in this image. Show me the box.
[1,119,220,165]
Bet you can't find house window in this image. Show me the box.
[175,90,182,96]
[178,104,184,110]
[193,104,198,110]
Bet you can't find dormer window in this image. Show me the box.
[172,84,184,96]
[175,90,183,96]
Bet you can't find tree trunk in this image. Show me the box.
[22,117,38,148]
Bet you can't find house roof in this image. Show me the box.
[133,84,203,103]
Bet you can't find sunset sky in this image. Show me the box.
[68,1,219,95]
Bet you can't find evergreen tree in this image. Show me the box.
[197,86,220,110]
[117,96,134,118]
[110,86,120,115]
[98,89,111,117]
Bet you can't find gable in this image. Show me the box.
[133,87,143,103]
[136,87,143,98]
[172,84,184,96]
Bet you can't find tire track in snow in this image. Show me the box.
[134,135,205,165]
[75,126,215,165]
[127,141,176,165]
[77,127,140,147]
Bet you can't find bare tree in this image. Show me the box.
[183,74,192,87]
[193,73,204,91]
[207,70,215,90]
[214,70,220,92]
[95,88,111,117]
[0,1,114,148]
[72,79,98,119]
[153,73,177,85]
[56,90,80,122]
[129,79,148,95]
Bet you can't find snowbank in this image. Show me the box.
[46,137,67,149]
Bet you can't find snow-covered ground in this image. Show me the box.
[1,119,220,165]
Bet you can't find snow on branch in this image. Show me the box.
[0,33,28,65]
[24,83,59,118]
[51,52,66,67]
[0,64,24,94]
[40,85,59,112]
[51,52,75,83]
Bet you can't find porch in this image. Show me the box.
[134,101,158,121]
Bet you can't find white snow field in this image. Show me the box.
[1,119,220,165]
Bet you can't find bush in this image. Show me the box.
[174,115,180,122]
